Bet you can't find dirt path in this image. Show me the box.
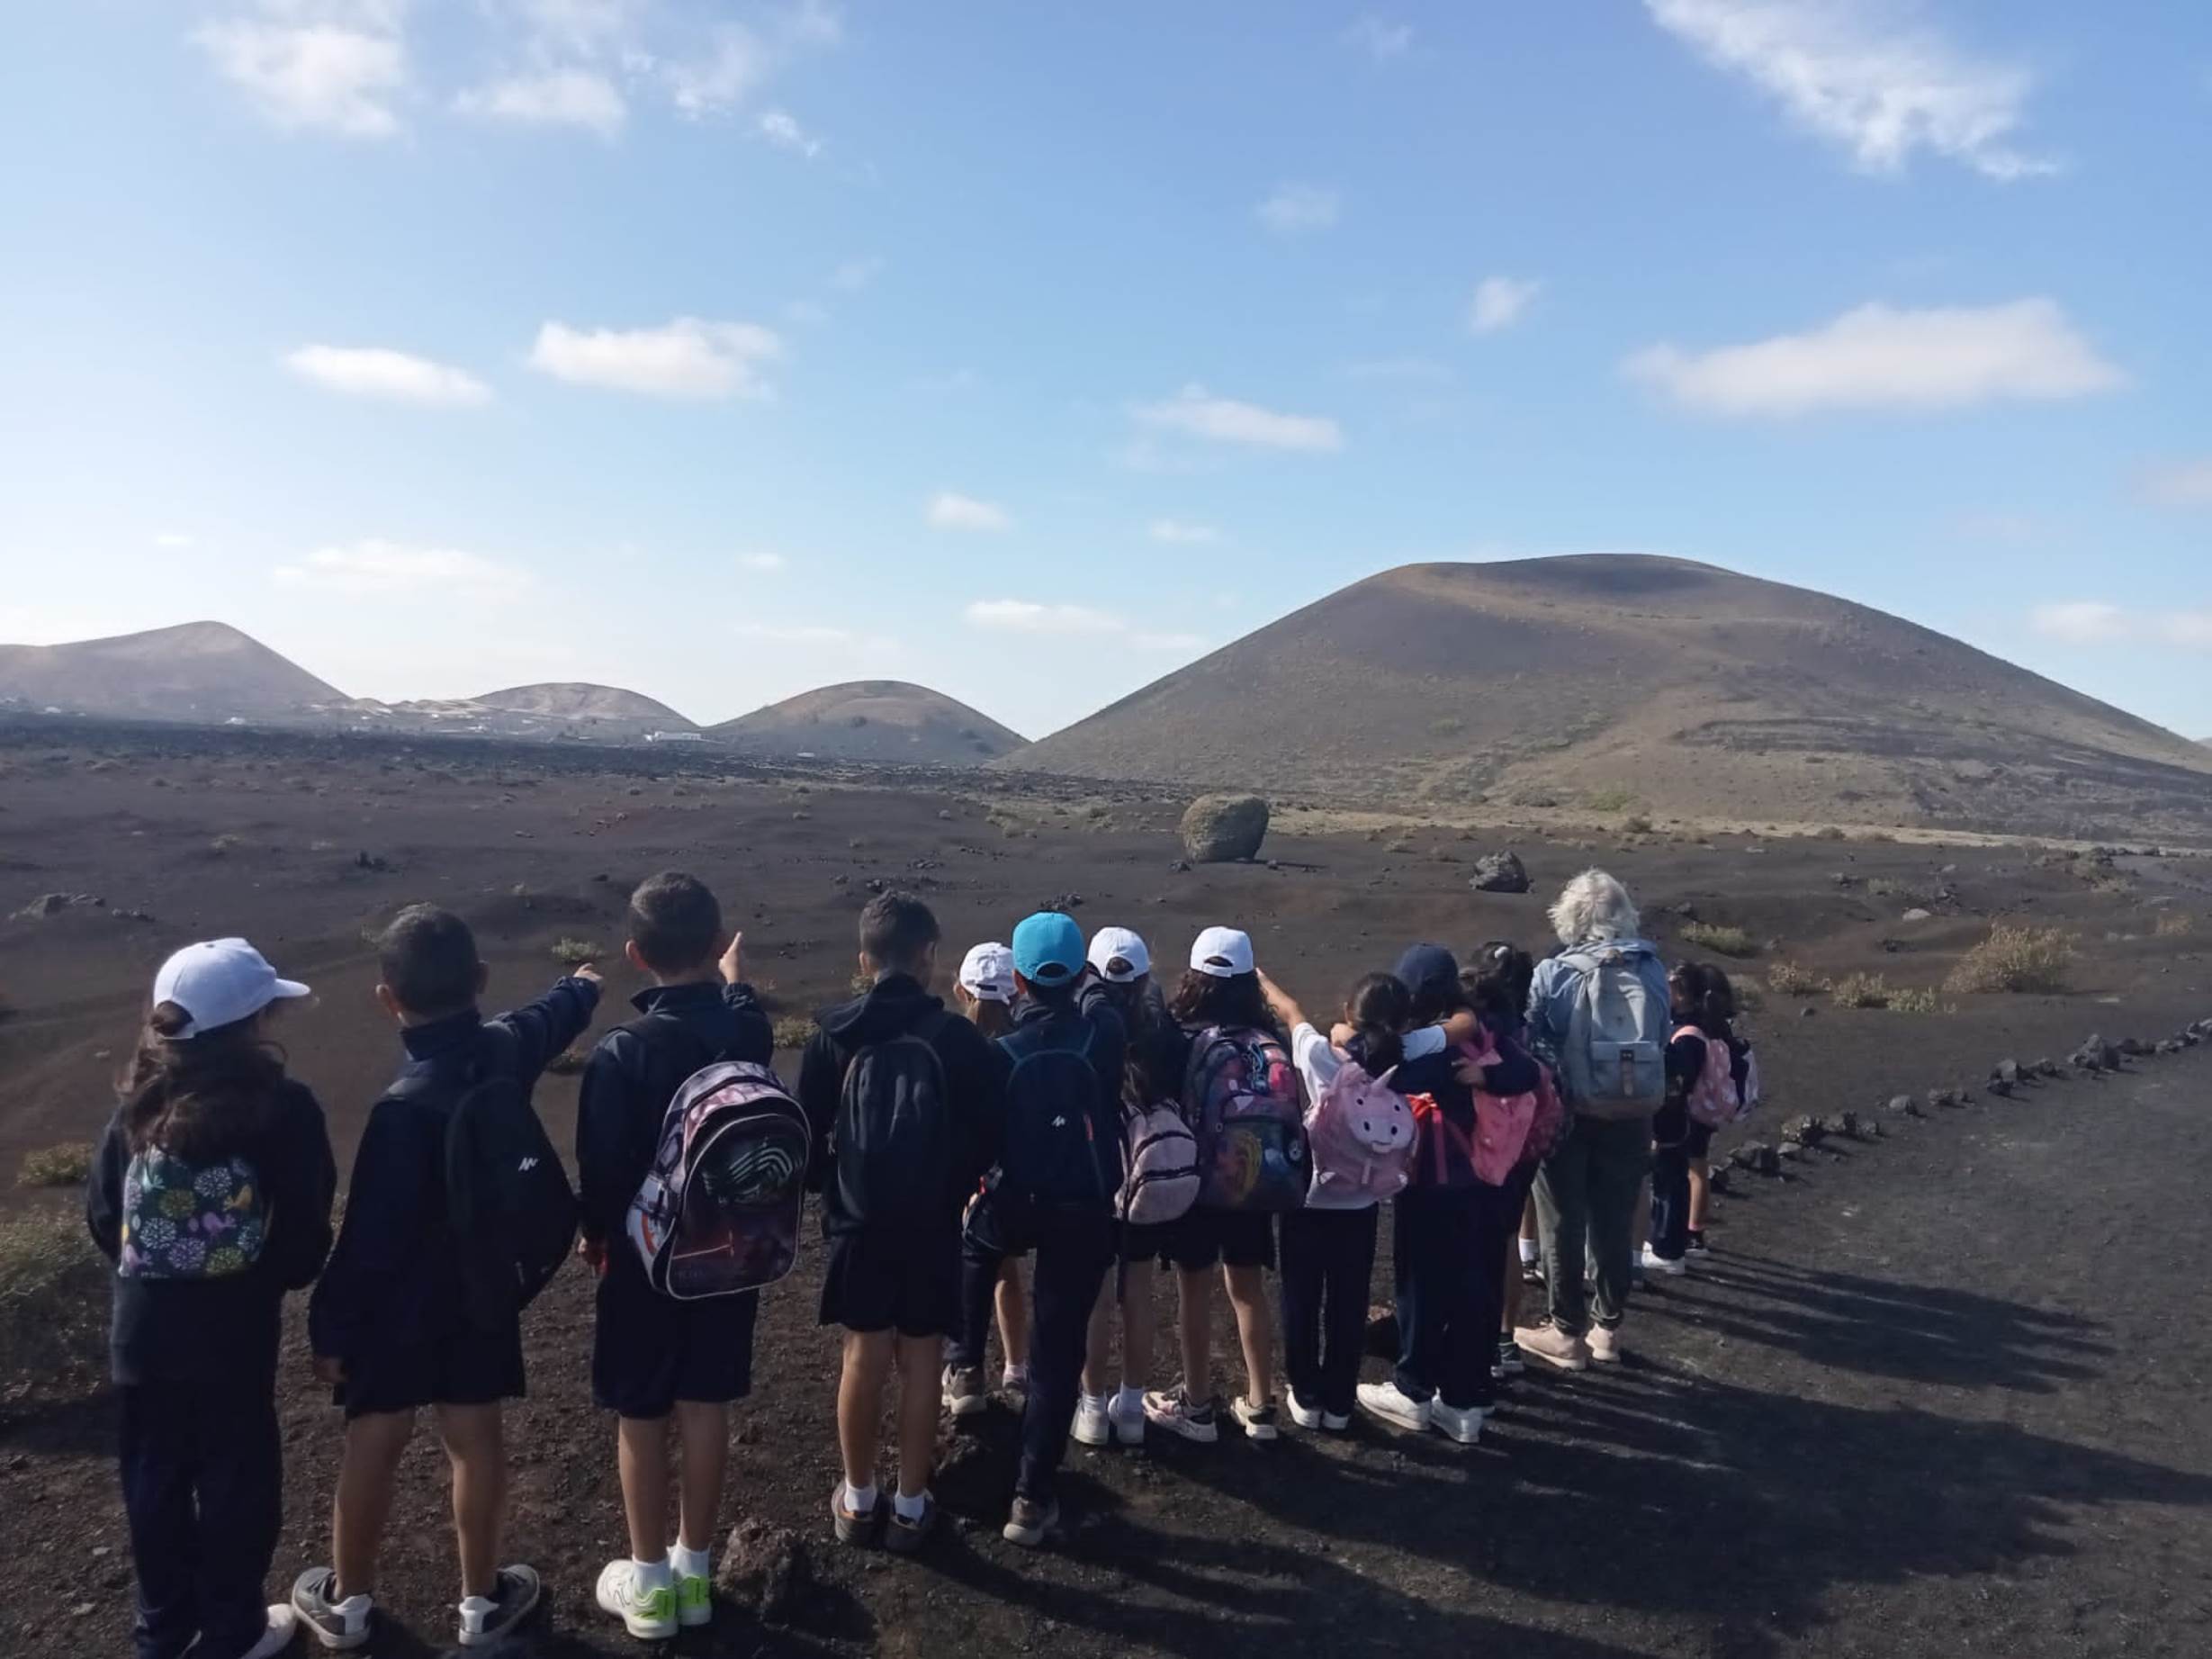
[7,1049,2209,1658]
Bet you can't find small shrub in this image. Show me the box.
[1681,921,1757,958]
[2154,911,2196,938]
[1830,972,1893,1009]
[772,1014,817,1050]
[1586,786,1639,814]
[1767,960,1828,996]
[1943,926,2075,995]
[17,1142,94,1188]
[544,1046,588,1076]
[0,1211,109,1405]
[849,969,874,996]
[209,833,244,854]
[1813,825,1847,841]
[1429,716,1465,738]
[1623,815,1654,835]
[1886,986,1949,1015]
[550,937,605,967]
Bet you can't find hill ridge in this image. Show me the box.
[715,680,1024,763]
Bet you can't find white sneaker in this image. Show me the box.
[1287,1391,1326,1429]
[1587,1324,1623,1364]
[1641,1247,1687,1278]
[1071,1393,1111,1447]
[240,1606,301,1659]
[291,1569,371,1652]
[1431,1402,1486,1445]
[1232,1395,1280,1441]
[1355,1379,1432,1434]
[597,1558,679,1642]
[458,1565,542,1649]
[1003,1361,1031,1393]
[1106,1387,1146,1446]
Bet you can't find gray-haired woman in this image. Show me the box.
[1512,870,1671,1372]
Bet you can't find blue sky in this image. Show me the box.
[2,1,2208,740]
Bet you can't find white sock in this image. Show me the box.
[670,1543,710,1581]
[1115,1384,1144,1412]
[842,1481,877,1516]
[1519,1238,1540,1265]
[632,1555,672,1589]
[894,1487,930,1522]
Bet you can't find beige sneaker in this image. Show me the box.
[1587,1324,1623,1364]
[1514,1323,1590,1373]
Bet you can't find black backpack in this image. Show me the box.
[415,1028,580,1328]
[832,1020,956,1231]
[995,1014,1113,1213]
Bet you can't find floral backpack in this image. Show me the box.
[1677,1025,1744,1129]
[119,1148,268,1280]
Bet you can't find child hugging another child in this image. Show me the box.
[90,941,337,1659]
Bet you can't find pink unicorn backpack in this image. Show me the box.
[1304,1058,1415,1204]
[1676,1025,1743,1130]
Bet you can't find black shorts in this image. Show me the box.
[1161,1209,1276,1273]
[818,1228,960,1339]
[1685,1122,1716,1159]
[593,1256,760,1420]
[335,1326,525,1420]
[1119,1219,1177,1265]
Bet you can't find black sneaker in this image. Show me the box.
[456,1565,541,1648]
[1686,1231,1711,1258]
[1496,1338,1525,1377]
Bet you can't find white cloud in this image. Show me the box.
[527,318,781,399]
[1256,183,1341,235]
[507,0,641,57]
[1624,299,2123,417]
[1148,518,1221,545]
[456,68,625,137]
[1644,0,2054,181]
[284,344,492,406]
[737,551,787,573]
[1343,14,1412,61]
[153,531,195,549]
[2141,457,2212,508]
[1469,275,1541,335]
[928,492,1012,532]
[830,256,883,292]
[663,23,767,116]
[967,600,1209,655]
[194,4,408,139]
[273,540,534,600]
[1134,384,1344,453]
[2030,601,2212,650]
[758,108,821,156]
[783,299,831,328]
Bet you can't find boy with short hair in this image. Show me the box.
[577,871,775,1640]
[297,906,599,1652]
[799,893,1007,1554]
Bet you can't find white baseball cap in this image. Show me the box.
[1189,925,1255,978]
[958,942,1015,1004]
[152,938,311,1038]
[1087,926,1151,984]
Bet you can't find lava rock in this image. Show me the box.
[1799,1005,1818,1018]
[1038,892,1085,913]
[1886,1094,1921,1116]
[1167,858,1192,873]
[1782,1114,1826,1146]
[1993,1059,2022,1085]
[2082,1033,2122,1069]
[1708,1165,1733,1194]
[1776,1141,1805,1162]
[1731,1141,1782,1176]
[1178,794,1270,863]
[2036,1059,2065,1079]
[717,1519,814,1624]
[1929,1087,1957,1109]
[1988,1077,2013,1097]
[1468,851,1532,894]
[1901,907,1933,923]
[15,892,101,919]
[2118,1036,2149,1058]
[1833,1111,1861,1139]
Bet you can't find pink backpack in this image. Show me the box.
[1520,1062,1566,1165]
[1304,1059,1415,1204]
[1677,1025,1743,1129]
[1455,1034,1543,1185]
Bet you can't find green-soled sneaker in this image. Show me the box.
[596,1558,678,1641]
[677,1571,712,1628]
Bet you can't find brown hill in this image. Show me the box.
[713,681,1024,763]
[1010,555,2212,840]
[467,683,692,726]
[0,620,346,722]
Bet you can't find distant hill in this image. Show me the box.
[713,681,1024,763]
[471,682,691,725]
[0,620,346,722]
[1010,555,2212,839]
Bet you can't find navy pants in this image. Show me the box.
[949,1214,1007,1375]
[1649,1100,1692,1262]
[1393,1186,1499,1412]
[120,1373,282,1659]
[1279,1205,1378,1419]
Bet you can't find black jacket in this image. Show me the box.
[798,973,1009,1237]
[999,984,1128,1204]
[308,977,598,1360]
[86,1079,337,1386]
[575,980,775,1246]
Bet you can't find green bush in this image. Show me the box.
[550,937,605,967]
[544,1046,588,1076]
[772,1015,817,1050]
[1944,926,2075,995]
[17,1142,94,1187]
[0,1212,109,1407]
[1681,921,1757,958]
[1586,786,1639,814]
[1767,960,1828,996]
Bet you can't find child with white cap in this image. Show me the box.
[86,940,337,1659]
[945,941,1030,1409]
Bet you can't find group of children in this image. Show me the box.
[85,866,1749,1659]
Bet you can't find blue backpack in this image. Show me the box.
[994,1015,1115,1213]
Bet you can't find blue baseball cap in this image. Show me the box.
[1012,911,1085,987]
[1394,943,1461,1001]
